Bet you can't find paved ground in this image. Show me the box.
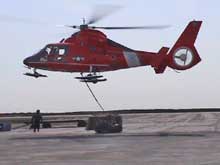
[1,113,220,165]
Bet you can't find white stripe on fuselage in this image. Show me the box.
[28,62,109,67]
[123,51,141,67]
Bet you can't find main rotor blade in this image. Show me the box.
[90,25,171,30]
[87,5,121,25]
[56,25,80,29]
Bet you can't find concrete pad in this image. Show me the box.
[1,113,220,165]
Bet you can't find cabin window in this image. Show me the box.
[59,48,66,55]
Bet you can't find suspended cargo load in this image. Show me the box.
[86,114,122,133]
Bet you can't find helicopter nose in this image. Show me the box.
[23,57,31,66]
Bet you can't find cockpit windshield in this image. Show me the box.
[45,45,68,55]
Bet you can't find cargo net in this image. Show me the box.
[84,81,105,111]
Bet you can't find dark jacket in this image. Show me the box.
[31,113,43,124]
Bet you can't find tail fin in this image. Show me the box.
[167,21,202,70]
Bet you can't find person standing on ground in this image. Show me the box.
[31,109,43,132]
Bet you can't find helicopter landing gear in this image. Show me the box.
[24,68,47,78]
[75,65,107,83]
[75,72,107,84]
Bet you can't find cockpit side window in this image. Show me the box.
[45,45,68,55]
[53,46,59,55]
[45,46,52,54]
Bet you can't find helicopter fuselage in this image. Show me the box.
[23,21,202,76]
[23,29,156,73]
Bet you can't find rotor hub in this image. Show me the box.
[80,24,89,30]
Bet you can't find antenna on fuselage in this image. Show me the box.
[82,18,86,25]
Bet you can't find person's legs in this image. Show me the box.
[37,123,40,132]
[33,124,36,132]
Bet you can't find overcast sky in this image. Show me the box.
[0,0,219,113]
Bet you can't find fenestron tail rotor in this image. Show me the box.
[173,48,194,67]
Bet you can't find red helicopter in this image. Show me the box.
[23,16,202,83]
